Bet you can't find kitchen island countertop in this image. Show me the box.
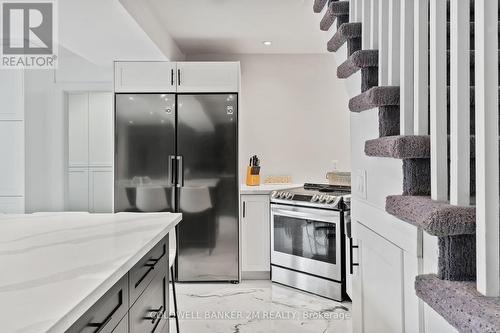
[0,212,182,333]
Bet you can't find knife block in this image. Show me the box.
[245,166,260,186]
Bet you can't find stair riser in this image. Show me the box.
[403,159,431,196]
[401,155,477,197]
[337,14,349,30]
[361,67,378,93]
[379,106,400,137]
[347,38,361,57]
[438,235,476,281]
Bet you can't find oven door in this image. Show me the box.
[271,204,342,281]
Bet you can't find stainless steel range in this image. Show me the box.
[270,183,351,301]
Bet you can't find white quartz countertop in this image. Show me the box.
[0,212,182,333]
[240,183,302,195]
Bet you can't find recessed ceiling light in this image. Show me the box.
[262,41,272,46]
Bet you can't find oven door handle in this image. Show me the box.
[271,208,339,220]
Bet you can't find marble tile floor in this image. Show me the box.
[168,280,352,333]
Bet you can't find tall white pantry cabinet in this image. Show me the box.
[67,92,113,213]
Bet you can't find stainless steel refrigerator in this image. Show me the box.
[114,93,239,282]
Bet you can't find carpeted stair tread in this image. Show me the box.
[338,50,379,79]
[320,1,350,31]
[386,195,476,236]
[415,274,500,333]
[349,86,400,112]
[366,135,492,159]
[313,0,328,13]
[327,22,362,52]
[365,135,430,159]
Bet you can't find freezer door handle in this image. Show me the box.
[176,156,184,187]
[169,155,176,185]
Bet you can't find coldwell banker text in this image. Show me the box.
[1,0,58,69]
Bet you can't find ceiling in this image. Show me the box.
[143,0,328,55]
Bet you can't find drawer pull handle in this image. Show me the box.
[349,239,359,274]
[145,306,164,324]
[134,245,166,288]
[87,290,123,333]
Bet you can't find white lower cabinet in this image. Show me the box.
[89,168,113,213]
[240,194,271,278]
[353,223,405,333]
[68,167,112,213]
[68,168,89,211]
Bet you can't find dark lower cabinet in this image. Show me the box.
[113,315,129,333]
[66,237,169,333]
[129,258,168,333]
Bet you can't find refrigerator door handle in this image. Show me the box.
[176,156,184,187]
[169,155,176,185]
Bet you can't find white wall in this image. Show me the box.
[24,49,113,212]
[187,54,351,184]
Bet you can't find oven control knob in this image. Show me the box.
[285,192,293,199]
[271,191,278,198]
[311,194,320,202]
[319,195,326,203]
[326,196,335,204]
[279,192,287,199]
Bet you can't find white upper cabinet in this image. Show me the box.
[114,61,177,93]
[68,93,89,167]
[89,92,113,166]
[114,61,240,93]
[176,62,239,92]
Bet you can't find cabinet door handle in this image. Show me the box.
[242,201,246,218]
[176,156,184,187]
[135,245,166,288]
[169,155,176,185]
[177,69,181,85]
[349,238,359,274]
[87,290,123,332]
[171,69,174,85]
[145,305,164,324]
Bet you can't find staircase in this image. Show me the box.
[312,0,500,332]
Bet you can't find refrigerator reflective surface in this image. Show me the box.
[114,93,239,282]
[114,94,176,213]
[176,94,239,282]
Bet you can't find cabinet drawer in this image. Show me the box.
[129,238,168,304]
[129,262,169,333]
[111,314,128,333]
[67,276,129,333]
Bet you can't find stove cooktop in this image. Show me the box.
[270,183,351,210]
